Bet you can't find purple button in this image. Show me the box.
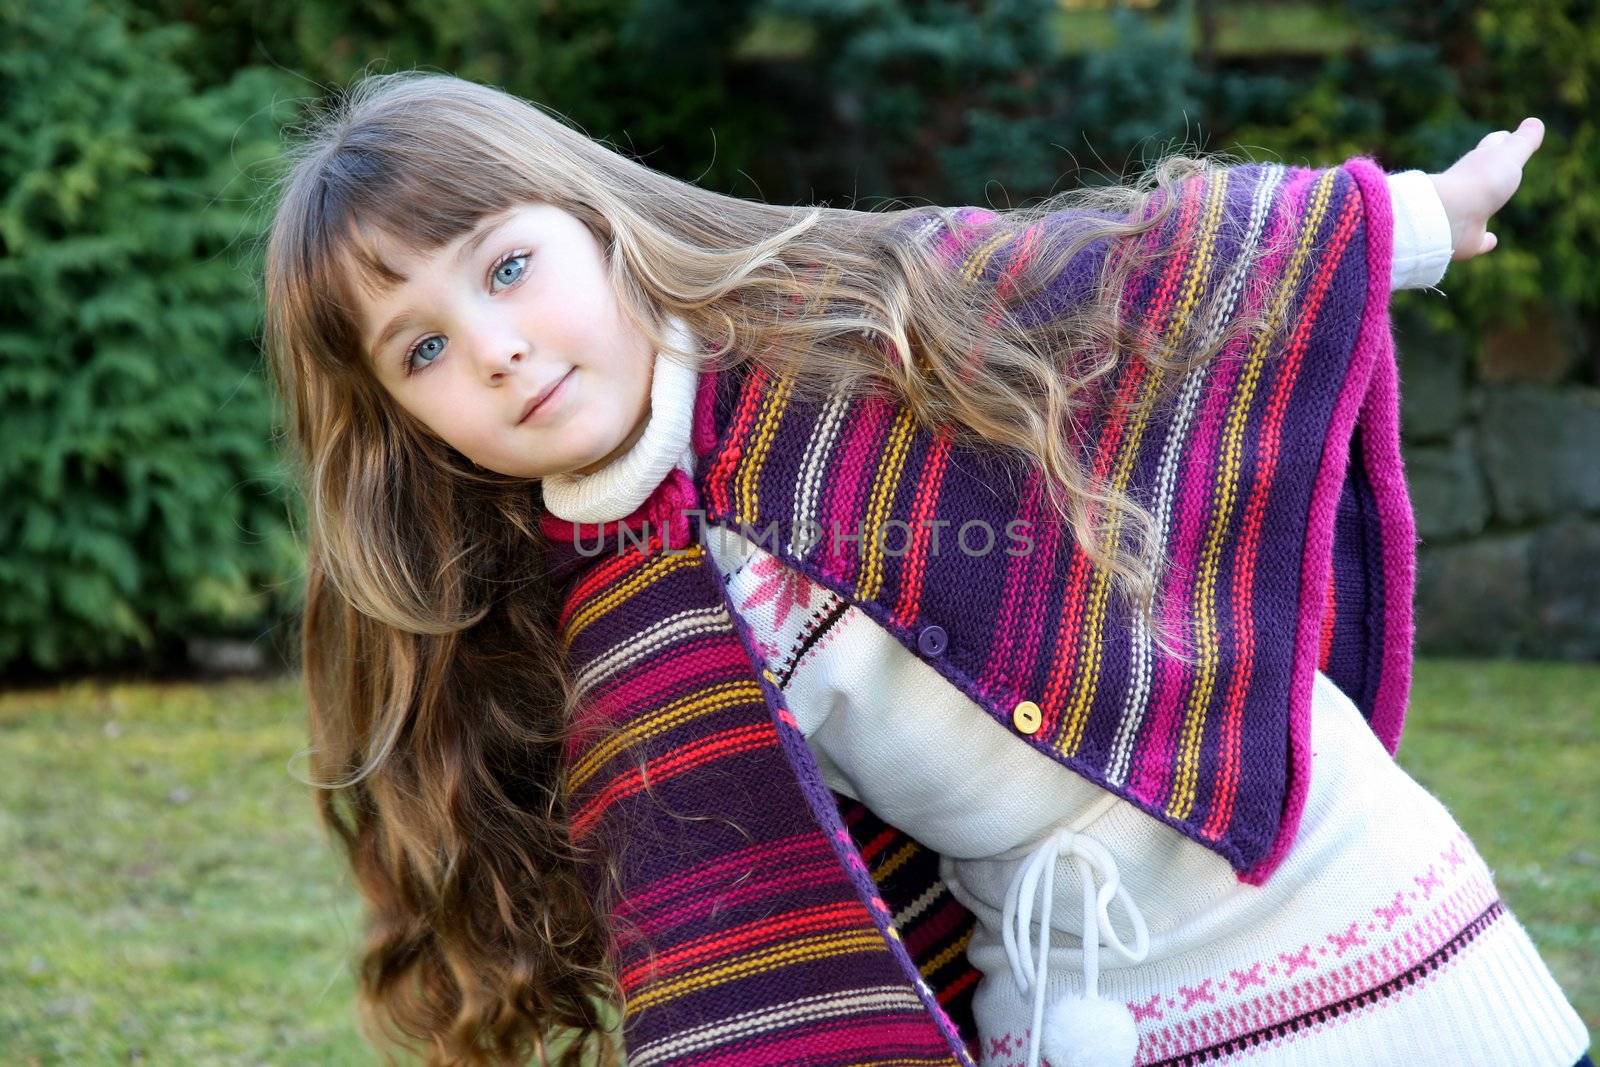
[917,624,948,657]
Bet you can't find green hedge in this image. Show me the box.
[4,0,1593,673]
[1222,0,1599,338]
[0,0,303,673]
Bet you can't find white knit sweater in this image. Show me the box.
[543,176,1591,1067]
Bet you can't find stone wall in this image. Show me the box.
[1395,299,1600,659]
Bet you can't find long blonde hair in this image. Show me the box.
[261,69,1272,1066]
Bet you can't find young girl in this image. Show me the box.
[262,72,1589,1067]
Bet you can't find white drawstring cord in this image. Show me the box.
[1000,822,1150,1067]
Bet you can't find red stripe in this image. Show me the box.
[860,826,901,864]
[1204,182,1361,840]
[617,831,831,920]
[903,897,969,957]
[978,469,1043,695]
[689,1017,954,1067]
[559,546,650,633]
[707,364,770,518]
[1039,343,1154,717]
[959,221,1038,385]
[819,396,894,589]
[571,722,776,838]
[624,855,849,943]
[586,637,752,725]
[1039,175,1207,731]
[619,900,873,989]
[891,428,953,628]
[936,964,982,1006]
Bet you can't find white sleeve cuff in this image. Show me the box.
[1387,169,1454,292]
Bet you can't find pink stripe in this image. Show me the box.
[588,637,750,725]
[1130,167,1317,808]
[1127,297,1244,804]
[1244,155,1409,886]
[631,856,846,939]
[689,1017,952,1067]
[1210,182,1362,840]
[618,832,830,918]
[1011,480,1067,701]
[890,430,952,629]
[691,364,721,458]
[1042,184,1190,730]
[979,469,1044,695]
[934,207,998,267]
[819,397,893,587]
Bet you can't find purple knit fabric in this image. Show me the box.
[538,156,1412,1064]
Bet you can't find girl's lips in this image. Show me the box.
[519,368,574,424]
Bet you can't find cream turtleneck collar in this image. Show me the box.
[539,314,700,524]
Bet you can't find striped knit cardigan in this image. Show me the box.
[536,156,1415,1065]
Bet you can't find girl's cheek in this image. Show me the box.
[544,303,595,350]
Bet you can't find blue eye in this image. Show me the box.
[400,250,530,376]
[493,254,525,287]
[408,335,447,370]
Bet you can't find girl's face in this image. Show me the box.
[354,202,654,480]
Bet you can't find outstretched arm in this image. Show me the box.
[1384,116,1545,292]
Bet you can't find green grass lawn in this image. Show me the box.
[1,659,1593,1063]
[0,678,372,1063]
[1396,658,1599,1046]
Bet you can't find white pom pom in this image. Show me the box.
[1039,994,1139,1067]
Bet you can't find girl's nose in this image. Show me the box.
[479,336,528,382]
[494,348,524,376]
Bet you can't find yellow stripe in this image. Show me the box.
[917,926,974,978]
[857,407,918,601]
[962,228,1013,286]
[626,930,887,1012]
[871,839,920,882]
[562,545,705,648]
[735,372,795,525]
[1058,170,1229,755]
[1168,168,1336,820]
[566,679,765,792]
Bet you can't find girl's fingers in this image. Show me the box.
[1452,228,1496,262]
[1474,118,1543,161]
[1509,117,1545,162]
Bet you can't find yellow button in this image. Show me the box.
[1012,699,1043,735]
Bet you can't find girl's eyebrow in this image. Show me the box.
[366,210,517,360]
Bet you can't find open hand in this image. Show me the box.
[1429,117,1545,261]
